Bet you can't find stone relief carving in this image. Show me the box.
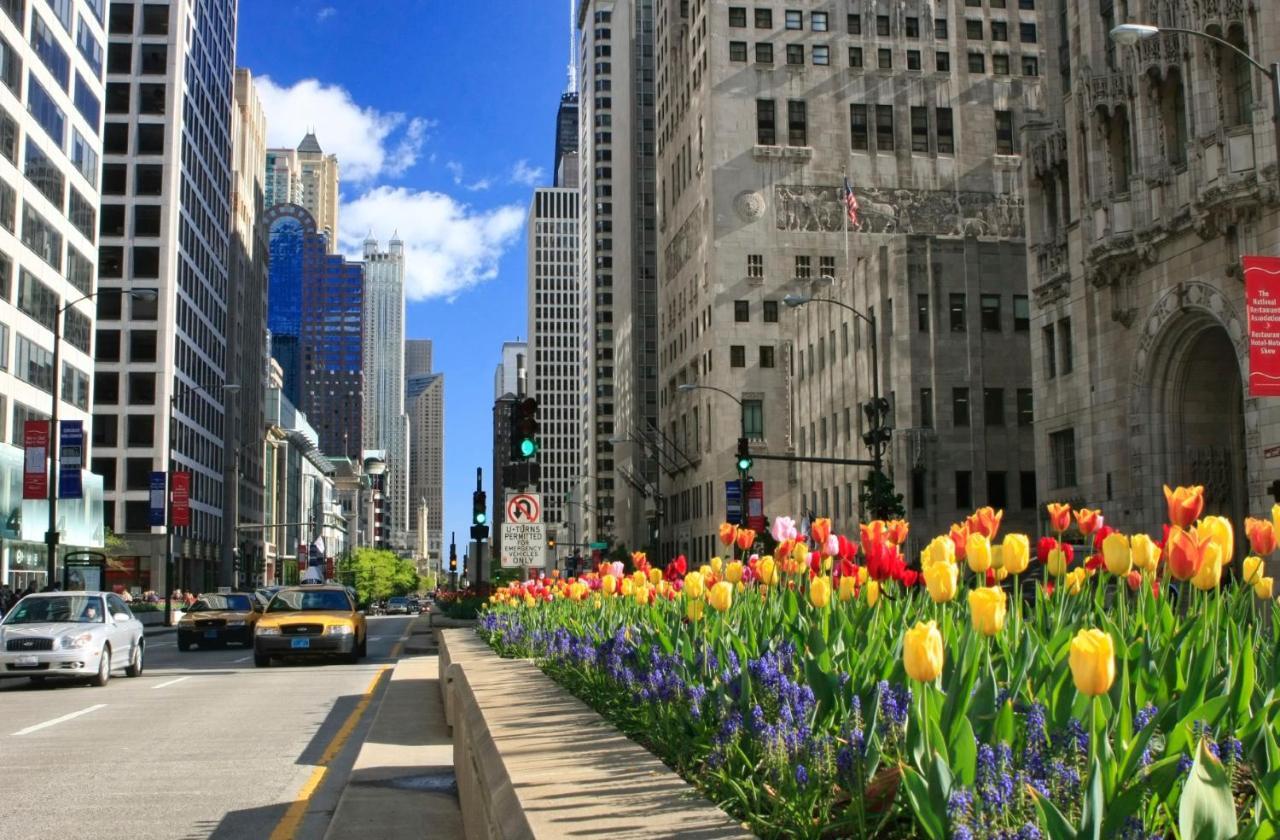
[733,190,766,222]
[773,185,1026,239]
[664,205,702,276]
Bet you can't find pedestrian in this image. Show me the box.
[184,591,196,607]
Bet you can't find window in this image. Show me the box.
[141,4,170,34]
[935,17,948,38]
[1043,325,1057,378]
[785,9,802,29]
[763,300,778,322]
[0,105,16,163]
[135,164,162,195]
[1019,22,1037,43]
[126,415,153,447]
[134,203,159,237]
[1020,471,1036,508]
[66,245,91,294]
[902,16,920,37]
[850,104,868,150]
[907,50,921,70]
[920,388,933,428]
[952,388,970,427]
[967,19,984,39]
[1019,0,1035,7]
[15,335,53,392]
[0,252,10,300]
[876,15,889,36]
[754,8,772,28]
[984,388,1005,426]
[76,18,103,79]
[910,106,929,152]
[956,471,973,509]
[1022,55,1040,76]
[24,138,64,209]
[787,99,806,146]
[968,52,985,73]
[980,294,1001,331]
[819,255,836,279]
[62,363,88,409]
[786,44,804,65]
[936,51,950,71]
[755,42,773,63]
[759,345,775,367]
[1058,317,1073,373]
[1006,295,1027,332]
[45,0,71,29]
[729,41,747,61]
[132,246,158,277]
[92,415,117,448]
[107,41,131,74]
[988,471,1008,509]
[27,74,66,147]
[98,246,122,278]
[95,328,119,361]
[0,0,21,29]
[729,7,747,27]
[138,83,165,115]
[795,255,811,279]
[105,81,129,113]
[128,330,156,362]
[31,13,70,89]
[755,99,776,145]
[103,122,127,154]
[22,205,62,270]
[812,11,827,31]
[17,269,55,329]
[71,130,98,187]
[742,399,764,438]
[995,110,1015,153]
[991,20,1008,41]
[1050,429,1076,487]
[0,32,21,95]
[927,107,954,157]
[912,470,927,510]
[730,345,745,367]
[67,188,95,244]
[100,202,123,235]
[848,46,863,67]
[875,104,894,151]
[95,371,117,405]
[1017,388,1033,427]
[136,123,163,153]
[949,293,966,331]
[131,292,157,320]
[127,372,155,406]
[812,45,829,65]
[877,48,891,69]
[847,13,861,34]
[993,53,1010,75]
[734,300,749,322]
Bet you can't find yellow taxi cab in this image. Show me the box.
[253,584,366,667]
[177,592,262,650]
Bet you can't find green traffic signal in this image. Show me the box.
[520,438,538,458]
[737,456,753,472]
[474,512,487,525]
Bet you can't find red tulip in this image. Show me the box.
[949,523,970,561]
[1075,508,1103,537]
[1246,517,1277,556]
[966,507,1004,540]
[1036,536,1057,565]
[885,519,910,546]
[1165,526,1208,581]
[811,518,832,546]
[1046,503,1072,533]
[1163,485,1205,529]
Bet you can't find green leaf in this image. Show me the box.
[1234,640,1257,724]
[927,750,954,836]
[948,714,978,787]
[1030,785,1079,840]
[900,765,946,840]
[1078,754,1105,840]
[1179,739,1240,840]
[1101,756,1184,836]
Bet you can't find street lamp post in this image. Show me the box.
[1110,24,1280,180]
[45,289,157,588]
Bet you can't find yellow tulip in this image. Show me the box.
[966,533,992,574]
[758,555,777,586]
[602,574,618,596]
[632,570,646,587]
[993,566,1009,582]
[1196,516,1234,565]
[968,587,1007,637]
[924,559,958,603]
[1065,568,1088,594]
[710,557,723,575]
[1068,628,1115,697]
[1255,576,1275,600]
[725,560,744,584]
[791,542,810,566]
[621,578,634,597]
[809,576,832,609]
[684,571,705,599]
[857,566,869,584]
[648,567,663,586]
[1273,503,1280,540]
[634,585,650,606]
[1001,534,1030,575]
[569,582,587,601]
[1102,532,1132,575]
[923,535,956,569]
[1191,543,1224,591]
[592,594,603,609]
[523,594,536,608]
[838,574,857,602]
[1243,555,1264,586]
[686,598,705,622]
[1047,545,1070,577]
[708,581,734,612]
[1130,533,1161,571]
[903,621,944,682]
[866,579,881,606]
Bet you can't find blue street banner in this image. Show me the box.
[725,481,743,526]
[58,420,84,499]
[149,472,166,526]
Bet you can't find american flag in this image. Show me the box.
[843,177,859,228]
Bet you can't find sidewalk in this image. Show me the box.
[323,618,463,840]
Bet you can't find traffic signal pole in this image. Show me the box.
[470,467,488,588]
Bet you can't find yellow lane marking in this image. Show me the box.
[268,666,390,840]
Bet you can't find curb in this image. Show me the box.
[143,626,176,638]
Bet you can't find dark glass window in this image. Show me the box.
[847,13,861,34]
[910,106,928,152]
[981,294,1001,331]
[107,42,131,73]
[968,52,985,73]
[787,99,807,146]
[139,43,167,74]
[984,388,1004,426]
[937,107,954,153]
[920,388,933,428]
[956,471,973,509]
[755,99,775,144]
[734,300,749,321]
[936,51,950,71]
[763,300,778,322]
[1013,295,1029,330]
[949,293,966,331]
[988,471,1008,509]
[755,42,773,63]
[1020,471,1036,509]
[136,123,163,154]
[875,104,893,151]
[876,14,889,35]
[877,48,891,69]
[848,46,862,67]
[109,3,134,34]
[996,109,1015,153]
[728,6,746,27]
[754,8,771,28]
[1017,388,1033,427]
[786,43,804,65]
[729,41,747,61]
[953,388,970,427]
[126,414,154,447]
[850,104,868,150]
[1050,429,1076,488]
[141,4,169,35]
[730,345,745,367]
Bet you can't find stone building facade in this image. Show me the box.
[1021,0,1279,543]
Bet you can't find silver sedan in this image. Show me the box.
[0,592,145,686]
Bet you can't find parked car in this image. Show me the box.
[405,597,421,614]
[177,593,261,650]
[0,592,145,686]
[385,596,409,615]
[253,585,366,667]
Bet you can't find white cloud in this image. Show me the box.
[316,6,336,21]
[510,159,545,187]
[340,187,525,301]
[256,77,430,182]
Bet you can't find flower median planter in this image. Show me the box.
[436,629,753,840]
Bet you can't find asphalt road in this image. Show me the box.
[0,614,415,840]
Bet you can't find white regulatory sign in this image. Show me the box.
[501,523,547,568]
[505,493,542,524]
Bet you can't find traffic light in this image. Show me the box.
[736,437,753,472]
[861,397,893,449]
[472,490,487,526]
[449,535,458,572]
[547,536,557,549]
[515,397,539,459]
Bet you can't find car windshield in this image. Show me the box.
[267,590,352,613]
[2,595,105,624]
[389,598,406,604]
[189,595,253,612]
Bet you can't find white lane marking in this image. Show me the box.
[232,656,251,663]
[149,642,176,648]
[151,676,190,690]
[367,637,383,642]
[13,704,108,736]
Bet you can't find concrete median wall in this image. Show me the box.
[437,629,754,840]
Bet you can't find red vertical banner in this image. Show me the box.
[22,421,49,500]
[171,471,192,526]
[1245,255,1280,397]
[747,481,766,533]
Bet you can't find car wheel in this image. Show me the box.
[177,634,191,652]
[254,653,270,668]
[357,634,367,658]
[125,642,144,678]
[91,646,111,687]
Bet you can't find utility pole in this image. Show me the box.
[470,467,488,588]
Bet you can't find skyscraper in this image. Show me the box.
[264,148,299,209]
[527,189,581,564]
[362,236,409,550]
[491,341,527,554]
[265,204,321,406]
[406,339,443,570]
[264,133,340,250]
[97,0,238,592]
[554,92,578,188]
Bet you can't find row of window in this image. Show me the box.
[734,40,1039,77]
[729,7,1037,37]
[756,99,1020,156]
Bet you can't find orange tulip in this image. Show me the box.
[811,518,832,545]
[1166,526,1211,581]
[1074,508,1103,537]
[860,520,886,548]
[1046,503,1072,533]
[885,519,910,546]
[735,528,756,551]
[966,506,1004,540]
[949,522,970,560]
[718,522,737,546]
[1163,485,1205,529]
[1246,517,1277,557]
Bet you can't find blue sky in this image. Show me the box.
[238,0,570,567]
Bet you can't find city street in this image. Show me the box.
[0,615,415,840]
